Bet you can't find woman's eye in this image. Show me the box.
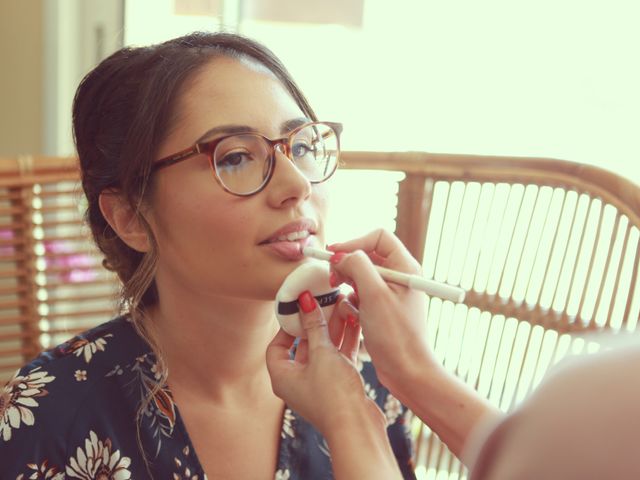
[217,151,251,168]
[292,141,315,157]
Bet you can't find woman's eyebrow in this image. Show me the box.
[280,117,311,134]
[195,125,258,143]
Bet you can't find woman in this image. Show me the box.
[0,33,415,479]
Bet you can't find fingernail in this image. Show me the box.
[329,271,339,288]
[330,252,347,265]
[298,290,316,313]
[326,244,337,251]
[347,314,359,327]
[348,283,359,305]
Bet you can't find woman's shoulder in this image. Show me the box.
[20,315,150,380]
[0,316,151,453]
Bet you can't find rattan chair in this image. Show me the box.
[0,156,119,384]
[340,151,640,478]
[2,153,639,478]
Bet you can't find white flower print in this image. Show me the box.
[402,409,414,435]
[65,430,132,479]
[383,393,403,426]
[0,367,55,441]
[127,354,175,457]
[16,460,65,480]
[281,408,295,439]
[71,333,113,363]
[150,362,162,380]
[355,355,364,372]
[317,437,331,458]
[74,370,88,382]
[173,445,201,480]
[105,364,124,377]
[274,468,290,480]
[364,382,377,402]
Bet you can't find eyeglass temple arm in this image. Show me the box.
[152,145,201,172]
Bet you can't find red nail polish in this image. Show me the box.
[347,314,359,327]
[330,252,347,265]
[298,290,317,313]
[329,271,339,288]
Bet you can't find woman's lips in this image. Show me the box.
[261,236,312,261]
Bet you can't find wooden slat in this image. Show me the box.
[0,292,116,313]
[45,292,117,304]
[622,245,640,325]
[0,285,28,296]
[0,249,102,264]
[8,184,40,362]
[0,234,94,250]
[0,322,113,343]
[395,174,430,261]
[39,308,117,320]
[40,218,86,229]
[606,224,632,328]
[37,187,82,198]
[0,221,32,231]
[0,348,29,358]
[43,277,118,290]
[0,173,79,188]
[0,205,31,216]
[0,298,28,310]
[0,155,78,174]
[38,203,83,214]
[0,330,39,343]
[0,236,34,248]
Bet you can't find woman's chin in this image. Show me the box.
[261,264,304,300]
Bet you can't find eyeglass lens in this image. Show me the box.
[212,123,339,195]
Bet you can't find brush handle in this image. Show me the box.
[302,246,466,303]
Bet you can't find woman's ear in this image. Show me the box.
[98,190,151,253]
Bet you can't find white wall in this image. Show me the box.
[42,0,124,156]
[243,0,640,184]
[0,1,43,155]
[45,0,640,185]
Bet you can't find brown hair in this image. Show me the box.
[72,31,317,465]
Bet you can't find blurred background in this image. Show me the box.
[1,0,639,182]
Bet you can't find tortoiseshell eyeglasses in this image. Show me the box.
[151,121,343,196]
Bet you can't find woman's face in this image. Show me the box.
[148,57,330,301]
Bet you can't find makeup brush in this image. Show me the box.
[302,246,465,303]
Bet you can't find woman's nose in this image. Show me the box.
[265,147,312,207]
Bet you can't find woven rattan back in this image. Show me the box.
[0,157,119,385]
[341,151,640,478]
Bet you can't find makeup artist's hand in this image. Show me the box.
[266,290,402,480]
[328,229,433,392]
[266,290,372,436]
[329,229,501,460]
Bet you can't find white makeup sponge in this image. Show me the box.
[275,260,340,338]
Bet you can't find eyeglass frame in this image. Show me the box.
[150,121,343,197]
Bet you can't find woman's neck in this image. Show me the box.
[147,291,280,405]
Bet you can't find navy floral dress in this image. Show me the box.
[0,316,416,479]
